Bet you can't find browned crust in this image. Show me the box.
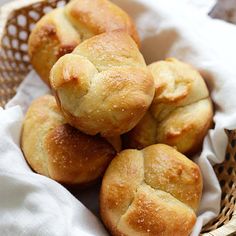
[45,124,116,185]
[142,144,203,212]
[122,111,157,150]
[100,149,144,236]
[28,8,80,86]
[156,99,214,156]
[119,187,196,236]
[100,144,202,236]
[185,101,214,156]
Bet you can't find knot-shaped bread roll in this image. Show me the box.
[21,95,116,185]
[50,32,155,137]
[28,0,140,86]
[100,144,203,236]
[123,58,213,155]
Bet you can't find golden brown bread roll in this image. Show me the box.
[28,0,140,86]
[21,95,116,185]
[123,58,213,155]
[50,31,155,137]
[100,144,203,236]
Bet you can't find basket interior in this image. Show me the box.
[0,0,235,235]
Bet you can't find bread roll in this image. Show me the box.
[21,95,116,185]
[106,136,122,153]
[50,31,154,137]
[28,0,140,86]
[100,144,203,236]
[123,58,213,155]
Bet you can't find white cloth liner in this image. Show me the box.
[1,0,236,235]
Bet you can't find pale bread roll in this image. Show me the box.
[50,32,155,137]
[123,58,213,155]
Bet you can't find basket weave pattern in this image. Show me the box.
[0,0,69,106]
[0,0,235,235]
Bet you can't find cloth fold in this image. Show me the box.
[1,0,236,235]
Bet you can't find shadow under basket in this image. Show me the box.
[0,0,235,235]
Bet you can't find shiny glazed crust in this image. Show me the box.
[100,144,203,236]
[50,31,154,137]
[123,58,213,155]
[28,0,140,86]
[21,95,116,185]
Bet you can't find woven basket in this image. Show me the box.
[0,0,235,235]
